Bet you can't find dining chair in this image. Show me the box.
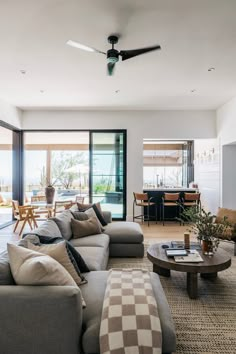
[53,200,73,216]
[12,200,39,236]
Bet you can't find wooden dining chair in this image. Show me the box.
[75,196,85,204]
[53,200,73,216]
[12,200,39,236]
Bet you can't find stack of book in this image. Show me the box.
[174,250,204,263]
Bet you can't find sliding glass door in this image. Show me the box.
[0,126,13,226]
[90,131,126,219]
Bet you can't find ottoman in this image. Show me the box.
[104,222,144,257]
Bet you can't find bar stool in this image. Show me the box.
[133,192,157,226]
[182,192,201,209]
[161,192,181,226]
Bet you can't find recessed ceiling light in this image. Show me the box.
[191,89,196,93]
[208,67,215,72]
[40,90,45,93]
[20,70,26,74]
[115,89,120,93]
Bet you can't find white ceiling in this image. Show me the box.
[1,0,236,110]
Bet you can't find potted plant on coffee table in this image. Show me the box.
[180,207,231,255]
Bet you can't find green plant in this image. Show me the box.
[179,207,231,246]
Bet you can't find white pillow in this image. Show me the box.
[27,241,83,286]
[7,243,77,287]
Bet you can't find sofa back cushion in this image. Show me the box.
[26,219,62,239]
[50,210,74,240]
[7,243,77,287]
[0,250,15,285]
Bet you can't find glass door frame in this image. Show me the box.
[0,120,22,229]
[89,130,127,220]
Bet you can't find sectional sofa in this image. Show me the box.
[0,208,176,354]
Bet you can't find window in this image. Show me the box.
[143,140,193,188]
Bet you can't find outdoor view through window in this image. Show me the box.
[143,140,191,188]
[24,131,125,219]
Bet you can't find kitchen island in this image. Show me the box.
[143,188,198,222]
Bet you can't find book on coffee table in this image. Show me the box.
[171,240,201,250]
[166,249,188,257]
[174,250,204,263]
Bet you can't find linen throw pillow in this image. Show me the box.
[27,241,85,285]
[7,243,77,287]
[84,207,105,230]
[77,202,107,226]
[71,217,102,239]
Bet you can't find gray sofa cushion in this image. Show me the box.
[70,234,109,249]
[50,210,74,240]
[76,246,109,271]
[104,221,143,244]
[0,250,15,285]
[80,271,176,354]
[26,220,62,239]
[80,271,108,354]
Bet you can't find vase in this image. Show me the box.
[202,240,214,256]
[45,185,55,204]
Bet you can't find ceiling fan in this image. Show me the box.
[66,35,161,76]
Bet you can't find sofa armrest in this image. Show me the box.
[102,211,112,224]
[0,285,83,354]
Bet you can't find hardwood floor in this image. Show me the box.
[0,220,190,252]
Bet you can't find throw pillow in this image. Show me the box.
[84,207,105,230]
[71,211,89,221]
[22,233,90,273]
[77,202,102,213]
[71,217,102,239]
[92,204,107,227]
[27,241,85,285]
[7,243,77,287]
[50,210,74,240]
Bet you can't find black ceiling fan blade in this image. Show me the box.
[119,45,161,61]
[107,62,116,76]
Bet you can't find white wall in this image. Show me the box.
[222,145,236,209]
[194,139,220,213]
[217,97,236,208]
[0,99,22,129]
[217,97,236,145]
[22,109,216,219]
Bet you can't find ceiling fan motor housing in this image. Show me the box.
[107,49,119,63]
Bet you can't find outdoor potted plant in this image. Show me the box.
[180,207,231,255]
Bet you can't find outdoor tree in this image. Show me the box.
[51,151,87,189]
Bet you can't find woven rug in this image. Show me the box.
[108,240,236,354]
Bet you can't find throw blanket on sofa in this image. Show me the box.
[100,269,162,354]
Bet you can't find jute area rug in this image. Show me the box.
[108,240,236,354]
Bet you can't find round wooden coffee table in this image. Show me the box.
[147,242,231,299]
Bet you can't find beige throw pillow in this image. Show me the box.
[71,216,102,238]
[7,243,77,287]
[84,207,104,230]
[27,241,83,286]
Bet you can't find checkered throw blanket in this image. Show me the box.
[100,269,162,354]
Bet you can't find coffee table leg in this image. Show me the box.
[153,264,170,277]
[200,272,217,279]
[187,273,198,299]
